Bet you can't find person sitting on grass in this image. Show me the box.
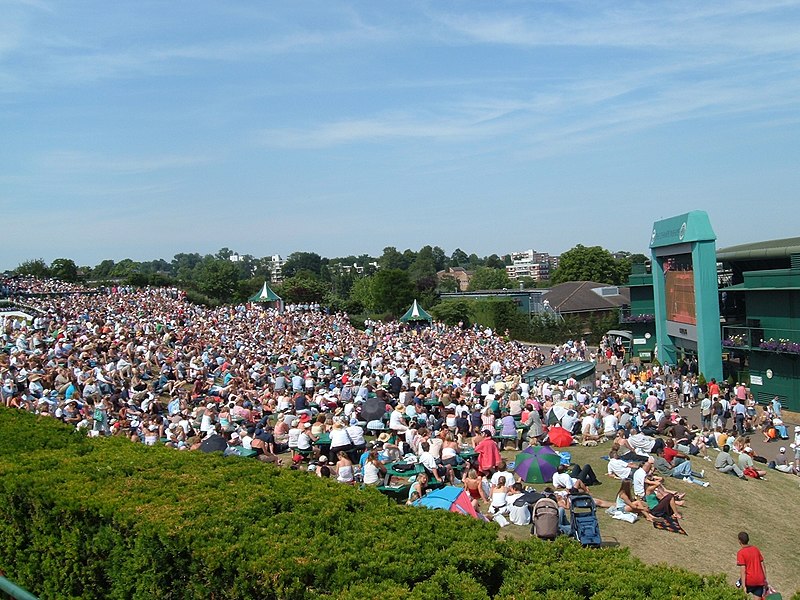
[552,464,590,494]
[654,448,707,486]
[715,444,747,480]
[738,447,767,479]
[615,479,656,522]
[633,460,686,505]
[406,472,429,505]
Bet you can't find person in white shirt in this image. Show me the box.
[607,449,640,480]
[389,404,408,433]
[552,464,589,493]
[602,413,618,438]
[581,412,599,441]
[506,483,531,525]
[418,441,445,482]
[490,461,515,487]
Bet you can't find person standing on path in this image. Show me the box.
[736,531,768,599]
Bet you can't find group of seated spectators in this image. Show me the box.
[2,279,798,527]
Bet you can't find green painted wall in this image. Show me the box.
[748,351,800,412]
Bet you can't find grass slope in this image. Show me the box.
[498,443,800,596]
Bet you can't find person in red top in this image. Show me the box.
[708,378,721,399]
[736,531,767,598]
[474,429,501,475]
[663,439,690,465]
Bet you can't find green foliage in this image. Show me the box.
[430,300,471,326]
[437,274,460,293]
[277,272,329,304]
[182,289,220,307]
[282,252,323,278]
[370,269,414,316]
[0,409,747,600]
[469,299,530,339]
[378,246,412,271]
[551,245,629,286]
[49,258,79,282]
[450,248,469,267]
[14,258,51,278]
[348,276,376,313]
[194,257,241,303]
[698,372,707,389]
[468,267,512,291]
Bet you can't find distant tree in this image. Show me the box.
[91,259,116,279]
[516,276,536,289]
[282,252,322,278]
[237,277,265,302]
[195,258,241,303]
[468,267,512,291]
[378,247,407,270]
[251,257,273,281]
[409,246,438,283]
[277,272,328,304]
[50,258,78,282]
[371,269,414,316]
[437,275,459,293]
[629,253,648,264]
[110,259,139,279]
[485,254,505,270]
[14,259,51,278]
[467,253,482,268]
[430,300,471,326]
[402,249,417,269]
[215,247,235,260]
[349,276,376,313]
[431,246,449,271]
[450,248,469,267]
[550,245,627,285]
[172,253,202,281]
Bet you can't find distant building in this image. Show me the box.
[505,249,554,281]
[441,289,552,317]
[543,281,630,317]
[332,261,379,275]
[267,255,287,283]
[437,267,473,291]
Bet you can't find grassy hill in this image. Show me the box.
[499,442,800,597]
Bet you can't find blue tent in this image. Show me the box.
[414,486,479,518]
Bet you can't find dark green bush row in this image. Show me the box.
[0,410,746,600]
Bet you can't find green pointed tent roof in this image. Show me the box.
[399,299,432,322]
[249,282,282,303]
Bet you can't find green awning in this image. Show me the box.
[249,282,281,303]
[399,299,432,322]
[523,361,596,386]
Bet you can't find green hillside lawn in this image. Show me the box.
[499,443,800,596]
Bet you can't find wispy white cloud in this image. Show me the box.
[436,1,800,53]
[39,151,214,174]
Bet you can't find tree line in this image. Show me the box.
[9,245,646,320]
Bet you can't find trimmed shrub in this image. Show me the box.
[0,410,746,600]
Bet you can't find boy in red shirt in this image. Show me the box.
[736,531,767,598]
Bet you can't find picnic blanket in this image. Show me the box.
[652,517,687,535]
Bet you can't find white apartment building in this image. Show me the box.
[505,249,554,281]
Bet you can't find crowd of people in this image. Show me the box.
[1,276,88,297]
[2,281,799,528]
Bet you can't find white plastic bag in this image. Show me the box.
[612,511,638,524]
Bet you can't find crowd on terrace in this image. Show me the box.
[2,279,799,524]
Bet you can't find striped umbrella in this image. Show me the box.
[514,447,561,484]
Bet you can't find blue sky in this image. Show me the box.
[2,0,800,269]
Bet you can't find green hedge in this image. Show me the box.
[0,410,746,600]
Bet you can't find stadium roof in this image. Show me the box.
[716,237,800,262]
